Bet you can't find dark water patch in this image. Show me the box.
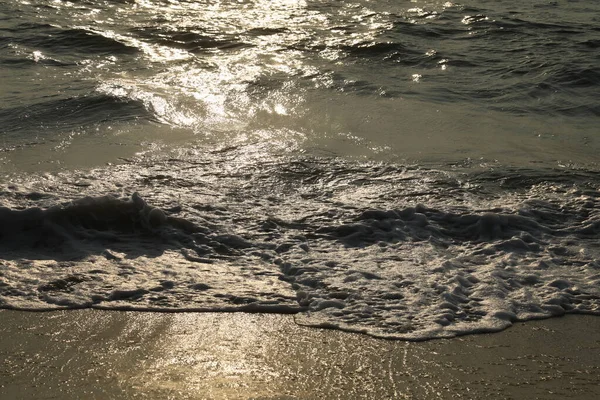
[392,19,466,39]
[245,27,289,36]
[41,28,138,55]
[494,17,588,35]
[353,4,598,118]
[0,93,153,135]
[552,67,600,88]
[6,24,138,56]
[129,26,250,53]
[340,40,428,67]
[343,41,416,57]
[0,22,55,33]
[0,55,73,68]
[580,39,600,49]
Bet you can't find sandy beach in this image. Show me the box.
[1,311,598,399]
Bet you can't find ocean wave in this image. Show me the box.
[1,154,598,339]
[0,53,72,67]
[3,0,599,124]
[0,93,154,135]
[5,23,138,56]
[129,26,251,53]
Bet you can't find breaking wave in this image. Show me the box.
[1,153,599,340]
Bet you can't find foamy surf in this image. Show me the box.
[1,152,598,340]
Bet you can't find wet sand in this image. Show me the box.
[1,310,599,399]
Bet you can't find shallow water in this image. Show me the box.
[1,0,599,339]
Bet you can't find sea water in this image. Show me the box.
[0,0,599,340]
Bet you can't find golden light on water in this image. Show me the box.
[20,0,529,168]
[89,0,322,152]
[87,0,389,129]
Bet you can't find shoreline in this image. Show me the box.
[1,310,599,399]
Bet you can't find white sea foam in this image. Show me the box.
[1,152,599,340]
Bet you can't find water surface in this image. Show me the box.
[1,0,599,340]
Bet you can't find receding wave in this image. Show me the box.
[1,153,598,340]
